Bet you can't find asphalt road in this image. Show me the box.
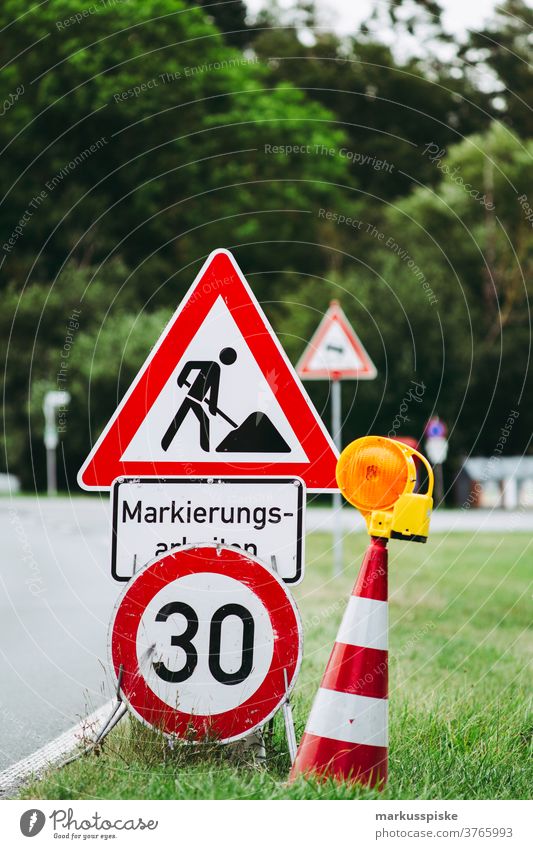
[1,496,531,772]
[0,496,115,772]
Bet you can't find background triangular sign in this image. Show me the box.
[296,300,377,380]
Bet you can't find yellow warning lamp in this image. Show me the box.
[336,436,434,543]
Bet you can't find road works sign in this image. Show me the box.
[111,476,305,584]
[78,249,338,491]
[296,300,377,380]
[109,544,303,742]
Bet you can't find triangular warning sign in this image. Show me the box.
[78,250,339,491]
[296,300,377,380]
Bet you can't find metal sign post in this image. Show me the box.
[296,300,377,578]
[331,378,343,578]
[43,390,70,496]
[44,430,58,496]
[424,417,448,506]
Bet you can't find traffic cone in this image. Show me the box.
[290,536,388,788]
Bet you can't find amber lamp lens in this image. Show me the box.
[336,437,410,511]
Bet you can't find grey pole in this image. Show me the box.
[331,378,343,577]
[46,445,57,496]
[43,390,70,496]
[434,462,444,506]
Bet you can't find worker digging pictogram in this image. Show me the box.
[161,347,291,454]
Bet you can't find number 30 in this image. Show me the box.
[152,602,255,686]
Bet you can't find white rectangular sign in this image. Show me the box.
[111,476,305,584]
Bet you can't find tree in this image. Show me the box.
[0,0,352,293]
[459,0,533,137]
[192,0,250,48]
[310,123,533,463]
[251,7,492,208]
[1,0,359,488]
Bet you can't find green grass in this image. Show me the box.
[20,531,532,800]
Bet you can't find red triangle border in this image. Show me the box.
[78,250,339,491]
[297,301,377,381]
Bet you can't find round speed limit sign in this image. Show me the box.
[109,544,303,742]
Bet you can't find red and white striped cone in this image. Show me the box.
[290,536,388,787]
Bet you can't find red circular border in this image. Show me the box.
[109,545,302,742]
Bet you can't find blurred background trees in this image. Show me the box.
[0,0,531,492]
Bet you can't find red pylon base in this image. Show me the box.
[290,537,389,788]
[292,733,387,787]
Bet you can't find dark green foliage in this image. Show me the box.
[192,0,250,48]
[1,1,532,490]
[0,0,350,287]
[460,0,533,137]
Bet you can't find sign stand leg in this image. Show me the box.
[271,555,297,764]
[282,668,298,765]
[331,378,343,577]
[92,702,128,748]
[228,554,280,766]
[92,664,127,747]
[266,717,275,751]
[58,666,127,769]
